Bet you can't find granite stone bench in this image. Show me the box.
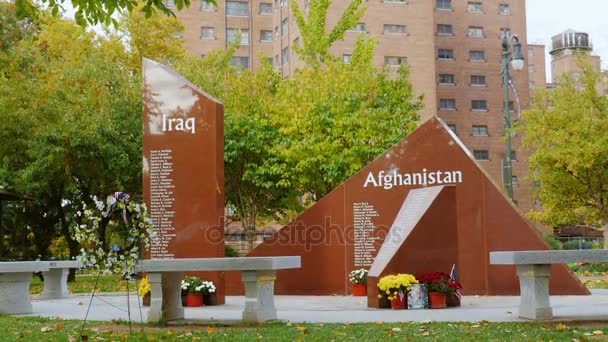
[490,250,608,320]
[0,261,50,314]
[41,260,83,299]
[137,256,301,323]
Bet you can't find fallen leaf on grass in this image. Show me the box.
[40,326,53,333]
[470,325,480,328]
[68,336,77,342]
[391,327,401,332]
[296,326,309,334]
[593,330,604,335]
[421,332,430,336]
[207,327,216,334]
[335,331,347,336]
[556,323,567,331]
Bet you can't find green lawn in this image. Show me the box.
[30,274,133,295]
[0,315,607,341]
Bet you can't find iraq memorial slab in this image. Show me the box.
[142,58,225,302]
[225,117,587,300]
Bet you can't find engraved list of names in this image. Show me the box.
[149,149,176,258]
[353,202,378,266]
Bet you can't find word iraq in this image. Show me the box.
[162,114,196,134]
[363,169,463,189]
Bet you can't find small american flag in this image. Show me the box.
[450,264,462,301]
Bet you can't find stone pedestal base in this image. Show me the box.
[516,264,553,320]
[41,268,70,299]
[242,270,277,323]
[147,272,184,322]
[0,273,34,314]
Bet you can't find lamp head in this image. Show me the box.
[510,35,525,71]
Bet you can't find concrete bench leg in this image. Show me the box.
[41,268,70,299]
[516,264,552,320]
[242,270,277,323]
[147,272,184,322]
[0,273,34,314]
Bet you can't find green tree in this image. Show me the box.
[289,0,366,67]
[522,61,608,247]
[275,35,422,198]
[14,0,216,27]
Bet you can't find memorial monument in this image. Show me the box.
[225,117,587,298]
[142,58,226,303]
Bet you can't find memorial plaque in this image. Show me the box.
[224,116,587,299]
[142,58,225,302]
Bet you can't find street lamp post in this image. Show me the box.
[501,34,524,200]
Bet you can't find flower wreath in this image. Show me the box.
[73,192,154,278]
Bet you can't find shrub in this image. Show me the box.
[224,244,240,257]
[544,234,562,250]
[562,240,592,250]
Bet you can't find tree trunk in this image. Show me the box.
[603,222,608,250]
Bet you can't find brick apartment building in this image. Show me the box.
[171,0,544,212]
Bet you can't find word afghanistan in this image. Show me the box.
[363,169,463,189]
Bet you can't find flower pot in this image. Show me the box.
[203,293,217,306]
[185,293,204,307]
[390,294,407,310]
[428,292,447,309]
[447,293,461,307]
[142,294,150,307]
[378,296,391,309]
[351,283,367,296]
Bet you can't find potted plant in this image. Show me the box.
[377,273,418,310]
[200,280,217,305]
[418,272,453,309]
[138,276,151,306]
[181,276,204,307]
[446,279,462,307]
[349,269,368,296]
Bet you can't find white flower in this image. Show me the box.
[77,210,82,217]
[107,195,117,206]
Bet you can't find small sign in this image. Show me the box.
[408,284,428,309]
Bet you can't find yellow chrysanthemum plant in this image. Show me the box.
[138,276,151,297]
[377,273,418,301]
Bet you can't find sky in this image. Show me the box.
[526,0,608,82]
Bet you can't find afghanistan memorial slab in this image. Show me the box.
[142,58,226,303]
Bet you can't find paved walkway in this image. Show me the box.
[25,290,608,324]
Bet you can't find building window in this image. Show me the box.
[350,22,366,32]
[437,24,453,35]
[436,0,452,10]
[529,81,536,88]
[439,99,456,110]
[438,73,455,85]
[384,56,406,66]
[474,150,489,160]
[200,27,214,39]
[293,37,300,46]
[469,50,485,61]
[274,0,278,9]
[227,29,249,45]
[468,26,484,38]
[508,101,515,112]
[282,47,289,64]
[226,1,248,16]
[512,176,519,187]
[260,2,272,14]
[438,48,454,60]
[200,0,214,10]
[528,65,535,73]
[261,30,273,42]
[447,124,456,134]
[281,18,288,37]
[467,1,483,13]
[511,151,517,161]
[384,24,407,35]
[281,0,287,7]
[470,75,486,86]
[528,47,534,57]
[499,3,510,15]
[500,27,511,39]
[267,57,273,65]
[230,57,249,69]
[472,125,488,136]
[471,100,488,111]
[274,27,279,39]
[343,54,351,64]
